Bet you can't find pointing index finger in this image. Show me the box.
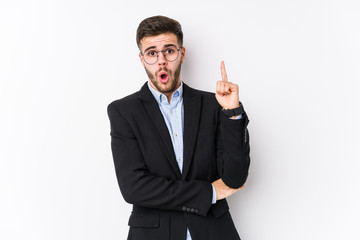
[221,61,228,82]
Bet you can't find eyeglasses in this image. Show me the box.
[141,46,182,65]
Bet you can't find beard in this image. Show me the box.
[145,62,182,94]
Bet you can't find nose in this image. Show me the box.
[157,51,167,66]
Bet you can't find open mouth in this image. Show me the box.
[159,72,169,83]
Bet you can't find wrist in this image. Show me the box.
[222,102,240,110]
[221,105,244,117]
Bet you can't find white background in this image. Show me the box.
[1,0,359,239]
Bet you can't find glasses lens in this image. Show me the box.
[164,47,179,62]
[144,50,158,65]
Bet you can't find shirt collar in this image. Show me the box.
[147,81,183,104]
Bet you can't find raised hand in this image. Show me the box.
[215,61,240,110]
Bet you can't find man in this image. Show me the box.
[107,15,250,240]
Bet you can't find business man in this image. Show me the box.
[107,15,250,240]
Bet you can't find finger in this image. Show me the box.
[216,81,225,96]
[221,61,228,82]
[229,83,239,93]
[220,82,225,94]
[224,82,231,93]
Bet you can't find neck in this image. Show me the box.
[149,78,181,103]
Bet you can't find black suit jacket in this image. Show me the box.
[107,82,250,240]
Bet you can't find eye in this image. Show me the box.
[147,51,156,57]
[165,48,175,54]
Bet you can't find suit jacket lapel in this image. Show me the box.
[182,83,201,180]
[138,83,181,179]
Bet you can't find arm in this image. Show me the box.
[108,102,213,216]
[213,61,251,190]
[216,110,250,189]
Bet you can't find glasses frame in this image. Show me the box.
[141,46,183,65]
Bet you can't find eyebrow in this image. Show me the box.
[143,44,178,53]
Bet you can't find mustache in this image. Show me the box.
[157,67,170,73]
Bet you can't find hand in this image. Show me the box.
[212,178,245,200]
[215,61,240,110]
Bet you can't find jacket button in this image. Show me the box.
[186,208,191,212]
[191,208,195,212]
[195,209,199,213]
[182,206,187,211]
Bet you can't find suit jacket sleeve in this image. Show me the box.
[216,106,250,189]
[107,102,213,217]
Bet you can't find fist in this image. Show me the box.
[215,61,240,110]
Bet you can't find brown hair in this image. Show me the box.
[136,15,183,50]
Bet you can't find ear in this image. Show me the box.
[139,52,145,67]
[180,46,186,63]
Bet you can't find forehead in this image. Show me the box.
[140,33,179,51]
